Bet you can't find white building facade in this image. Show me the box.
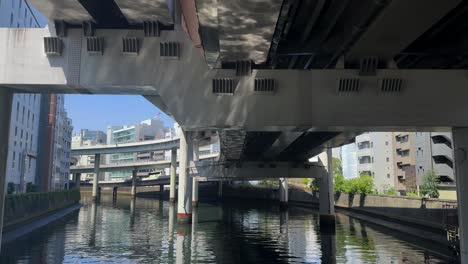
[355,132,396,193]
[50,95,73,190]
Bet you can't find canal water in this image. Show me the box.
[0,195,457,263]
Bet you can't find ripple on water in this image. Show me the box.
[0,197,457,264]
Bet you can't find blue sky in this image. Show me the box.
[65,95,174,134]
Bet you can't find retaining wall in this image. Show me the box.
[3,189,81,230]
[224,185,458,231]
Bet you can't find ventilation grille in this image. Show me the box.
[160,42,180,58]
[86,37,103,55]
[83,21,94,37]
[254,79,276,93]
[122,37,140,55]
[144,21,160,37]
[213,79,236,95]
[359,57,378,76]
[236,60,252,76]
[379,78,403,93]
[44,37,62,56]
[337,78,360,93]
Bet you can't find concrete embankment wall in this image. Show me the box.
[3,189,81,231]
[224,185,457,239]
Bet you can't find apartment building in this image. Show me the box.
[355,132,396,193]
[393,132,417,192]
[415,132,455,185]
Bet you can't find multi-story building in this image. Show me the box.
[105,118,166,181]
[72,129,107,181]
[415,132,455,185]
[2,0,45,193]
[341,142,358,179]
[50,96,73,190]
[392,132,417,192]
[355,132,396,193]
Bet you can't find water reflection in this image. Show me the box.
[0,196,456,263]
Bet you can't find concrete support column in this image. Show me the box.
[319,148,335,231]
[74,173,81,190]
[279,178,289,210]
[218,180,223,200]
[131,170,137,197]
[169,148,177,203]
[192,177,199,207]
[177,129,193,223]
[112,187,118,200]
[453,128,468,263]
[0,89,13,252]
[92,154,101,198]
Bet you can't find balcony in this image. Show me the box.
[357,163,373,172]
[356,133,371,143]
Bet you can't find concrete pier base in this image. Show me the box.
[177,129,193,223]
[169,148,177,203]
[279,178,288,210]
[112,187,118,200]
[131,170,137,196]
[319,148,335,232]
[92,154,101,199]
[192,177,199,207]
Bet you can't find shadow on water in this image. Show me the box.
[0,195,459,263]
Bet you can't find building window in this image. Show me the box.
[10,13,13,27]
[12,151,15,168]
[371,157,374,163]
[22,106,25,122]
[14,126,17,136]
[385,141,388,146]
[386,157,390,162]
[16,102,19,121]
[387,174,390,179]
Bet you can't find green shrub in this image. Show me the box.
[420,170,440,198]
[333,174,374,196]
[406,192,419,198]
[386,187,397,196]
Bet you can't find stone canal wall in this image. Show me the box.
[224,185,457,232]
[3,189,81,231]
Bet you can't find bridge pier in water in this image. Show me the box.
[0,89,13,253]
[218,180,223,201]
[169,148,177,203]
[177,129,193,223]
[279,178,288,209]
[112,187,118,200]
[131,170,137,197]
[192,178,199,207]
[319,148,335,232]
[74,173,81,190]
[92,154,101,199]
[454,128,468,263]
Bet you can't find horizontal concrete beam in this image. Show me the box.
[70,153,219,173]
[1,28,468,131]
[190,161,327,180]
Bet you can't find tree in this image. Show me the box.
[332,157,343,177]
[310,178,320,191]
[334,174,346,193]
[420,170,440,198]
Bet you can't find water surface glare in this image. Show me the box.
[0,196,455,263]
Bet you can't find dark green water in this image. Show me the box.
[0,196,457,263]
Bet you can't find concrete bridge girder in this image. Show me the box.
[190,161,326,181]
[2,28,468,131]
